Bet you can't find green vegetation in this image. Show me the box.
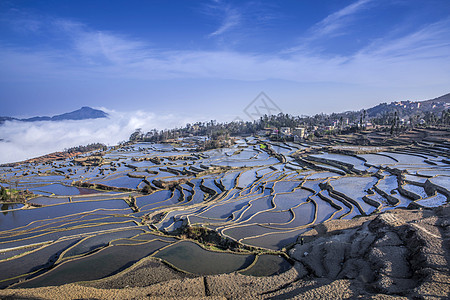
[65,143,107,154]
[0,186,8,201]
[0,185,30,202]
[174,224,251,252]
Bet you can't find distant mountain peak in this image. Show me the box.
[0,107,108,124]
[50,107,108,121]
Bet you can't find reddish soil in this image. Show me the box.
[0,151,82,167]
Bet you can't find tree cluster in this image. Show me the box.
[65,143,107,154]
[0,186,9,201]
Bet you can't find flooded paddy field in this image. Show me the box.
[0,137,448,289]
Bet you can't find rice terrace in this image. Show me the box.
[0,120,449,298]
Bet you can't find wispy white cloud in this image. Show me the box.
[312,0,373,37]
[0,109,195,164]
[209,8,241,37]
[282,0,375,54]
[53,19,149,65]
[357,18,450,59]
[203,0,241,38]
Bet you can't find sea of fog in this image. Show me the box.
[0,109,193,164]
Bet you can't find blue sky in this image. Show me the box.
[1,0,450,120]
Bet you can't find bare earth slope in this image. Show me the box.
[1,204,448,299]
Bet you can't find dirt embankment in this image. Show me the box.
[287,205,450,299]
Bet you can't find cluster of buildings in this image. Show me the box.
[392,99,449,112]
[257,127,307,141]
[392,100,422,109]
[256,116,385,141]
[257,118,356,141]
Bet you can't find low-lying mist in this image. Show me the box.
[0,109,193,164]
